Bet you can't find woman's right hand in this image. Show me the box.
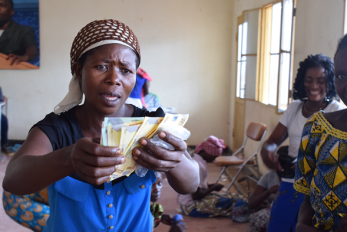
[260,122,288,171]
[70,138,126,185]
[261,144,282,171]
[267,185,280,194]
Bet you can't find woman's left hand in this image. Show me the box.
[132,131,186,172]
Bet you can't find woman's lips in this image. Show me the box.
[101,93,121,105]
[309,91,319,96]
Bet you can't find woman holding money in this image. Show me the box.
[2,19,199,232]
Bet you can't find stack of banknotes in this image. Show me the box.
[101,113,189,180]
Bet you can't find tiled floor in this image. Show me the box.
[0,154,252,232]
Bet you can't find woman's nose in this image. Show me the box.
[312,80,320,88]
[106,68,121,86]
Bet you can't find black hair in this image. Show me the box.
[7,0,14,9]
[335,34,347,59]
[292,54,337,101]
[77,47,140,69]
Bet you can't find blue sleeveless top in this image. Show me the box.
[34,106,164,232]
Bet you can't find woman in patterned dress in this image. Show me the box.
[295,35,347,232]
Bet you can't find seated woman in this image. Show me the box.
[178,136,247,219]
[151,171,186,232]
[248,146,294,232]
[2,19,199,232]
[261,54,345,232]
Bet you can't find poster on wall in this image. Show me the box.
[0,0,39,70]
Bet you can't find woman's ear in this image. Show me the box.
[73,62,83,83]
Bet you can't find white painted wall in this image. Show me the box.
[230,0,345,174]
[1,0,233,145]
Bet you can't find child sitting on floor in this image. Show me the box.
[248,146,295,232]
[178,136,248,220]
[151,171,186,232]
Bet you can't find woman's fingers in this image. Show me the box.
[79,138,121,157]
[132,147,181,172]
[136,138,182,162]
[157,131,187,151]
[71,137,126,184]
[76,174,110,186]
[76,162,118,178]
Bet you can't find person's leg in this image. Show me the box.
[181,194,235,218]
[248,208,271,232]
[267,182,304,232]
[1,114,10,153]
[3,190,50,232]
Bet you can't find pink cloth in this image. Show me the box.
[178,154,208,206]
[195,136,226,156]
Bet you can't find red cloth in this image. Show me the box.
[195,136,226,156]
[137,68,152,81]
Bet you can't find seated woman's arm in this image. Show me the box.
[133,131,200,194]
[248,185,279,209]
[296,195,323,232]
[192,184,224,200]
[261,122,288,171]
[3,127,124,195]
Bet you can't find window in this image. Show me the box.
[235,10,260,100]
[259,0,295,112]
[235,0,296,113]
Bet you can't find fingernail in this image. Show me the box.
[112,148,119,153]
[115,165,118,170]
[133,155,138,160]
[140,139,147,146]
[159,131,166,138]
[134,149,141,155]
[121,157,126,163]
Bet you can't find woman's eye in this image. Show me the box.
[96,65,108,71]
[337,74,347,80]
[122,68,132,74]
[158,181,162,186]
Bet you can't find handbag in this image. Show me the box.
[277,146,296,178]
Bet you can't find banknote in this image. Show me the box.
[104,114,189,180]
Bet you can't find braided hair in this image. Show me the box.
[292,54,336,101]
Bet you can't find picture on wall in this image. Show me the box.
[0,0,39,70]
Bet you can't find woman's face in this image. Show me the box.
[151,175,163,202]
[303,67,327,102]
[334,49,347,105]
[76,43,137,115]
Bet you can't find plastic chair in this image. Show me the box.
[214,122,267,196]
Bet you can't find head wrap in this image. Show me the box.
[195,136,226,156]
[53,19,141,114]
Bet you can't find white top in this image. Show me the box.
[257,170,280,205]
[279,100,345,182]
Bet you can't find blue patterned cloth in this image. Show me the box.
[3,189,50,232]
[294,111,347,231]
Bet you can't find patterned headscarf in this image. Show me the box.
[54,19,141,114]
[195,136,226,156]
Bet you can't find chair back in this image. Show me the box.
[246,122,267,141]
